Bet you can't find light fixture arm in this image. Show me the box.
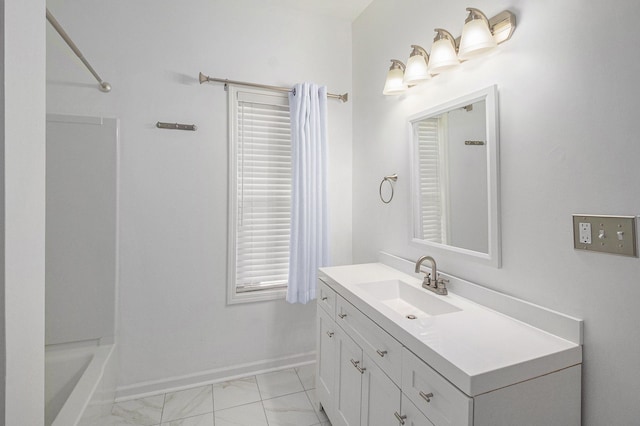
[409,45,429,61]
[465,7,490,25]
[388,59,406,72]
[433,28,459,50]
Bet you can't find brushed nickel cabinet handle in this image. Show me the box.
[419,391,434,403]
[350,359,366,374]
[394,412,407,424]
[376,349,388,357]
[338,313,347,319]
[321,296,328,301]
[326,331,334,338]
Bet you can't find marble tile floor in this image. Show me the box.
[89,365,332,426]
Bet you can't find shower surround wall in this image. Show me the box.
[46,0,352,395]
[352,1,640,425]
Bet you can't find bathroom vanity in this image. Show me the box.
[315,254,582,426]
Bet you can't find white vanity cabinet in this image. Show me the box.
[317,279,437,426]
[316,262,582,426]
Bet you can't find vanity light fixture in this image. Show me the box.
[403,45,430,85]
[383,8,516,95]
[458,8,497,60]
[382,59,408,95]
[427,29,460,75]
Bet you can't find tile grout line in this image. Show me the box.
[160,392,168,424]
[297,366,323,425]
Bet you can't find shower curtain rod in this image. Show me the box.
[46,8,111,93]
[199,72,348,103]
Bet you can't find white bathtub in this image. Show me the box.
[45,342,117,426]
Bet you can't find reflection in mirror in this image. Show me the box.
[409,86,500,267]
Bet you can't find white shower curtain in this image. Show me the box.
[287,83,329,304]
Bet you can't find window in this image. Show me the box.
[414,116,448,244]
[227,86,292,304]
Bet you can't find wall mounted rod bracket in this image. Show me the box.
[156,122,197,131]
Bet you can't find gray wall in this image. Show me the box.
[352,0,640,424]
[2,0,46,423]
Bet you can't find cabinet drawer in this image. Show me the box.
[401,394,436,426]
[402,348,472,426]
[336,296,402,385]
[317,277,336,318]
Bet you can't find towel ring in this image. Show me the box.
[379,174,398,204]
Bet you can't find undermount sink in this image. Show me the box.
[357,280,461,318]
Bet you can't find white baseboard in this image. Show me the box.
[114,351,316,402]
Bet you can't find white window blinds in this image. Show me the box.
[415,118,447,243]
[228,88,292,302]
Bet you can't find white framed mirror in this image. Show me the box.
[408,85,501,267]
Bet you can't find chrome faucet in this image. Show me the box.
[414,255,448,295]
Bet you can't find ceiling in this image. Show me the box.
[271,0,375,21]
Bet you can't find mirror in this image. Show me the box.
[408,86,500,267]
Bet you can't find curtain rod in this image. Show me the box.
[199,72,348,103]
[46,8,111,93]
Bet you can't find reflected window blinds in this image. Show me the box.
[416,118,447,243]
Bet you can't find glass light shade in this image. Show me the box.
[458,19,497,60]
[403,54,430,85]
[427,38,460,75]
[383,67,407,95]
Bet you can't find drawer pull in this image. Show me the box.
[338,313,347,319]
[394,412,407,424]
[350,359,366,374]
[376,349,388,357]
[321,296,328,301]
[326,331,334,338]
[419,391,434,403]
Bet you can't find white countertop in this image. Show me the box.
[319,262,582,396]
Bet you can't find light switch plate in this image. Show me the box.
[573,215,638,257]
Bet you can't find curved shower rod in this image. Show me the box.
[46,8,111,93]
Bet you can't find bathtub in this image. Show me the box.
[45,342,117,426]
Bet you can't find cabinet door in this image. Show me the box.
[317,306,337,419]
[361,355,401,426]
[334,327,364,426]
